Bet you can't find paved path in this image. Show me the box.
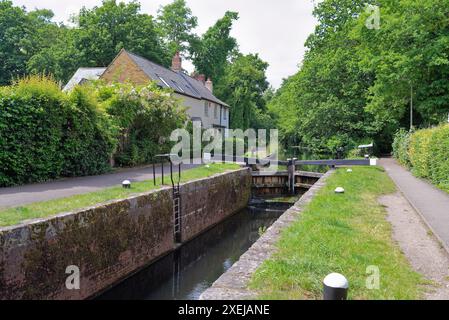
[380,158,449,253]
[0,163,199,209]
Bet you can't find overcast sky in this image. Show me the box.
[12,0,318,88]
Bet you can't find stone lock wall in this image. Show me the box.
[0,169,251,300]
[0,189,174,300]
[180,168,252,242]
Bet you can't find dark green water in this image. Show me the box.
[97,206,287,300]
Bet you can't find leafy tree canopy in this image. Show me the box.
[73,0,169,67]
[270,0,449,154]
[156,0,198,57]
[215,53,271,130]
[190,11,239,82]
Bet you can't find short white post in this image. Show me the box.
[335,187,345,194]
[323,273,349,300]
[122,180,131,189]
[203,152,211,164]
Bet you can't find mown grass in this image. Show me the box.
[0,163,240,227]
[250,166,425,300]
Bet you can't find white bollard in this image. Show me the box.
[323,273,349,300]
[335,187,345,194]
[122,180,131,189]
[203,152,212,164]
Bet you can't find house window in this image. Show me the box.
[204,101,209,117]
[223,108,227,120]
[214,104,218,119]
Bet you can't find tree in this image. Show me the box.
[0,1,80,84]
[0,1,30,84]
[0,1,71,85]
[355,0,449,135]
[24,9,83,84]
[156,0,198,57]
[215,54,270,130]
[270,0,449,154]
[190,11,239,82]
[269,0,377,154]
[72,0,169,68]
[26,27,82,84]
[306,0,372,51]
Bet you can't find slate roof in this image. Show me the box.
[125,50,229,107]
[63,68,106,91]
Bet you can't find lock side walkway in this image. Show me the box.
[380,157,449,254]
[0,162,199,209]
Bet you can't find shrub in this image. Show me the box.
[0,77,187,186]
[97,81,188,167]
[392,129,411,168]
[347,148,362,159]
[0,76,66,186]
[393,124,449,192]
[61,86,117,177]
[409,128,434,178]
[427,125,449,190]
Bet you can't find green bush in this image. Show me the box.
[0,77,66,186]
[61,86,117,177]
[96,81,188,167]
[347,148,362,159]
[0,77,188,186]
[409,128,433,178]
[392,129,411,168]
[393,124,449,192]
[427,125,449,191]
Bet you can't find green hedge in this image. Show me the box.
[61,86,117,177]
[392,125,449,192]
[0,78,66,186]
[0,77,187,186]
[392,129,411,168]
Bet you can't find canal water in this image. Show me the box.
[97,205,289,300]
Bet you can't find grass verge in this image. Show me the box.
[0,163,240,227]
[250,166,425,300]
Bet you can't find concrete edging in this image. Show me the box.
[200,169,335,300]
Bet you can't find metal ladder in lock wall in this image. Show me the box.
[173,185,182,244]
[153,154,183,244]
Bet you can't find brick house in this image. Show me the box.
[64,49,230,129]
